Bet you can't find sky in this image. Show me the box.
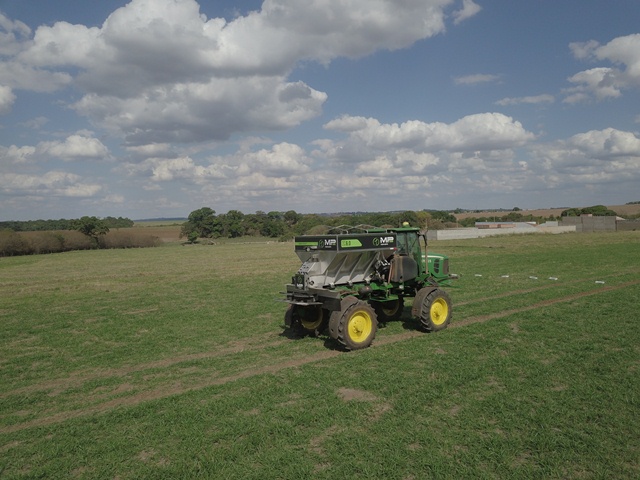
[1,0,639,221]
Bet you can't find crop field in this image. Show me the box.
[1,232,639,479]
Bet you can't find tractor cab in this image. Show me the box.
[373,225,455,286]
[390,227,423,267]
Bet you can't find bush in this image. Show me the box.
[0,230,30,256]
[101,230,161,249]
[28,232,65,254]
[62,231,95,251]
[0,229,163,257]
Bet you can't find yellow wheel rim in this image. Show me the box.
[348,310,373,343]
[300,307,323,330]
[301,317,323,330]
[430,298,449,325]
[382,301,400,317]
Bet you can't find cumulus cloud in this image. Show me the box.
[72,77,327,145]
[565,33,640,103]
[0,62,73,92]
[3,0,465,144]
[531,128,640,186]
[0,171,102,197]
[124,141,311,185]
[0,85,15,114]
[0,12,31,55]
[324,112,534,153]
[1,144,36,163]
[38,134,110,161]
[111,118,640,214]
[452,0,482,25]
[1,134,110,164]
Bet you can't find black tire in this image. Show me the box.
[328,296,360,340]
[299,305,328,336]
[286,305,327,337]
[416,288,452,332]
[336,300,378,350]
[372,297,404,322]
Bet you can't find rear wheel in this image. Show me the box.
[336,300,378,350]
[417,289,452,332]
[286,305,327,337]
[372,297,404,322]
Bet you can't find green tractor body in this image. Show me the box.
[282,226,456,350]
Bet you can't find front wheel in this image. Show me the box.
[336,300,378,350]
[415,288,452,332]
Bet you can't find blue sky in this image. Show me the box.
[1,0,639,221]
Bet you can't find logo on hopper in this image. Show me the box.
[319,239,337,248]
[374,236,394,246]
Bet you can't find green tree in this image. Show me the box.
[284,210,300,226]
[561,208,582,217]
[581,205,617,216]
[222,210,245,238]
[181,207,220,239]
[430,211,456,223]
[399,210,419,226]
[75,216,109,247]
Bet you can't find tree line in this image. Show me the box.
[0,216,134,232]
[180,203,634,241]
[179,207,457,241]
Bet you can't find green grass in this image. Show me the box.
[1,232,639,478]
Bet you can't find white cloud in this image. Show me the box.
[454,73,500,85]
[0,13,31,55]
[452,0,482,25]
[0,171,102,197]
[108,122,638,215]
[565,33,640,103]
[324,112,534,153]
[530,128,640,186]
[496,94,555,106]
[124,141,311,186]
[1,134,110,166]
[38,134,110,161]
[4,0,462,144]
[569,128,640,158]
[123,155,226,183]
[0,85,16,114]
[0,61,73,92]
[564,67,621,103]
[569,39,599,60]
[2,144,36,163]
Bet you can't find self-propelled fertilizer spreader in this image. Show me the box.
[281,225,457,350]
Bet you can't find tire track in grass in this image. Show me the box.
[452,279,640,329]
[2,280,639,434]
[5,271,636,400]
[0,333,288,399]
[455,268,640,307]
[0,350,342,434]
[375,279,640,346]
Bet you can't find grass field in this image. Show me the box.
[1,232,639,479]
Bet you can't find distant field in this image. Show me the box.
[128,224,182,242]
[454,203,640,220]
[1,232,639,478]
[133,220,186,227]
